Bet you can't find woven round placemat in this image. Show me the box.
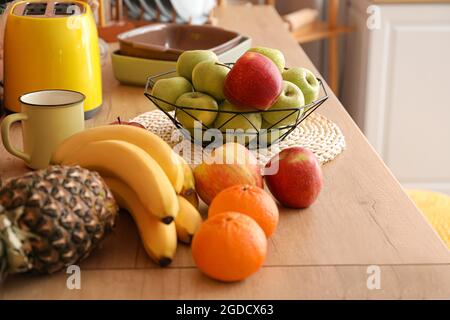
[131,110,345,166]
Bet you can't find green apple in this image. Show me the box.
[214,100,262,144]
[192,60,229,100]
[263,80,305,126]
[247,47,285,73]
[175,92,218,129]
[258,120,289,146]
[176,50,218,81]
[151,77,193,111]
[282,67,320,105]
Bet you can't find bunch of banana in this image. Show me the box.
[56,137,178,223]
[52,125,185,194]
[51,125,203,265]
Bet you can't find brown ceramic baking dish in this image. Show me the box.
[118,24,242,61]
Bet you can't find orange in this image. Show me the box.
[192,212,267,282]
[208,184,279,238]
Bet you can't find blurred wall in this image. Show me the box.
[227,0,352,96]
[275,0,324,73]
[276,0,350,99]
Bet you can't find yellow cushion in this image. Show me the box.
[407,190,450,249]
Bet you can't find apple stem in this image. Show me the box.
[215,62,232,69]
[117,117,121,125]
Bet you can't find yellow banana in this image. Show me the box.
[177,155,199,209]
[61,140,178,223]
[103,177,177,266]
[51,125,184,193]
[175,195,203,244]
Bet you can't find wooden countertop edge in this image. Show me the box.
[3,264,450,299]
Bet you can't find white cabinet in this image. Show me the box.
[342,0,450,194]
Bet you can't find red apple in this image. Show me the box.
[224,52,282,110]
[264,147,323,208]
[110,117,145,129]
[194,142,263,205]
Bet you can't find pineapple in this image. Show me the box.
[0,166,118,281]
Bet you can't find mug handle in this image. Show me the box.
[1,113,31,163]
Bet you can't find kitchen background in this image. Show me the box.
[0,0,449,195]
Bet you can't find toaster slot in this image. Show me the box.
[54,3,78,15]
[24,3,47,16]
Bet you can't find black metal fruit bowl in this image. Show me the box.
[144,66,329,149]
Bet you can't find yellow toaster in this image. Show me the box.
[3,1,102,118]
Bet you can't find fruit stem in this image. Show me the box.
[215,62,232,69]
[117,117,122,125]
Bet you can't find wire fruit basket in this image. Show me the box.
[144,65,329,149]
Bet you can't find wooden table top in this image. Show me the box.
[1,5,449,299]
